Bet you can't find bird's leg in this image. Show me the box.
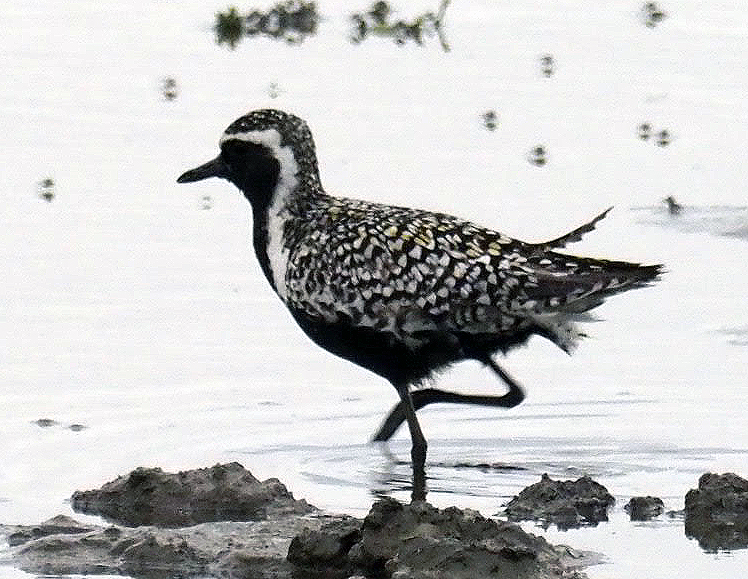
[395,384,427,501]
[372,358,525,442]
[373,388,445,443]
[480,356,526,407]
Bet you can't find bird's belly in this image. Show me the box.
[286,308,538,387]
[287,308,465,386]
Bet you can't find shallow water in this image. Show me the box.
[2,1,748,577]
[633,203,748,240]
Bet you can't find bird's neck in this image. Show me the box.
[235,131,323,300]
[248,173,323,301]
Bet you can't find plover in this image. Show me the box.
[178,109,662,500]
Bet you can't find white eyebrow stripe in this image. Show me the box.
[220,128,283,148]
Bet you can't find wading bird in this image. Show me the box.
[178,109,662,500]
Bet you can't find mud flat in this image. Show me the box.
[2,463,594,579]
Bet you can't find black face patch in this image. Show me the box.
[220,139,281,207]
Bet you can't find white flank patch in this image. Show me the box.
[221,129,299,302]
[530,312,585,353]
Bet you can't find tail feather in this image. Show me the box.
[523,261,662,353]
[524,257,663,314]
[533,207,613,251]
[506,207,662,352]
[521,206,662,314]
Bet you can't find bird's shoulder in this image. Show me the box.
[291,195,526,263]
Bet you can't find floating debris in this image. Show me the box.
[215,2,319,48]
[68,424,87,432]
[268,82,284,99]
[33,418,57,428]
[200,195,213,210]
[481,110,498,131]
[664,195,682,215]
[350,1,451,51]
[638,123,671,146]
[432,460,526,472]
[642,2,667,28]
[528,145,547,166]
[161,77,178,101]
[540,54,555,77]
[37,178,55,202]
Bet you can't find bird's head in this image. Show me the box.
[177,109,320,208]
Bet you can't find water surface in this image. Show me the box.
[2,1,748,577]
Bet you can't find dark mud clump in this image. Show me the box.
[70,462,315,527]
[685,472,748,551]
[7,515,95,547]
[286,517,363,573]
[504,474,615,529]
[4,466,597,579]
[624,496,664,521]
[6,513,322,578]
[5,501,593,579]
[289,497,592,579]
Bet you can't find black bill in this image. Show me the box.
[177,156,230,183]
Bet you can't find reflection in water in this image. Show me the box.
[263,433,699,503]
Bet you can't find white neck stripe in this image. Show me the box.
[221,128,298,302]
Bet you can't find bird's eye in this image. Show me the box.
[221,139,274,166]
[220,140,245,163]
